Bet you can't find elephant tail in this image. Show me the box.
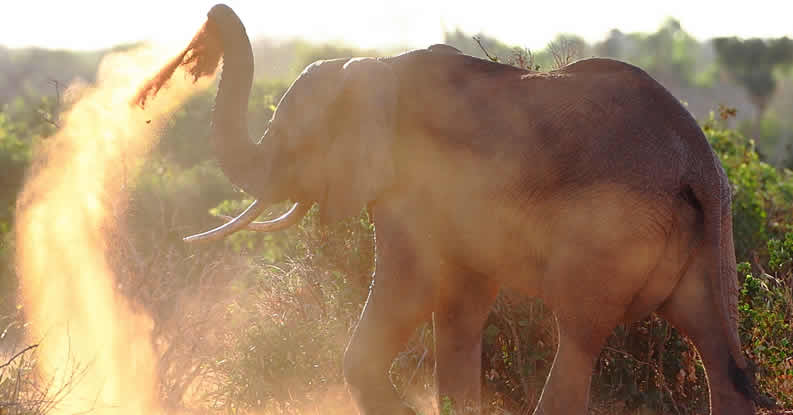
[691,168,746,369]
[687,164,775,408]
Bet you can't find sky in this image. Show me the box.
[1,0,791,52]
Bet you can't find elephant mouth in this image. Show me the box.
[183,201,309,242]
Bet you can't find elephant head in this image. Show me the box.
[135,4,397,241]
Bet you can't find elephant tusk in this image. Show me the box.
[183,200,269,242]
[217,202,309,232]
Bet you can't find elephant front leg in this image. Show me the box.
[344,280,432,415]
[434,273,500,414]
[343,222,436,414]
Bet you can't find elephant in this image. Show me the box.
[135,4,774,414]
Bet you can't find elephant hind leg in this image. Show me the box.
[658,263,763,414]
[532,314,616,415]
[533,220,670,414]
[433,271,501,414]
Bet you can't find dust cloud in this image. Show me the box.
[14,45,211,415]
[11,27,430,415]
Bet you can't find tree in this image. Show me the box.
[595,19,700,85]
[714,36,793,119]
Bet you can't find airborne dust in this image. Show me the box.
[14,45,211,414]
[9,36,377,415]
[10,16,434,414]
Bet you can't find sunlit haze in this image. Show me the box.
[3,0,792,52]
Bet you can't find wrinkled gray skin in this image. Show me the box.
[194,4,768,414]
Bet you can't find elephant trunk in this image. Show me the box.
[207,4,261,193]
[134,4,307,242]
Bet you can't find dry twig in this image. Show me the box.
[473,36,500,62]
[0,344,38,371]
[548,38,581,69]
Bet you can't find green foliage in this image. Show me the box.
[704,110,793,259]
[738,266,793,406]
[479,295,555,410]
[0,98,57,233]
[768,232,793,271]
[0,231,17,319]
[0,112,30,234]
[594,317,708,414]
[0,96,57,319]
[439,395,454,415]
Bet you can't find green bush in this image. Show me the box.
[200,206,373,412]
[0,97,55,318]
[707,110,793,406]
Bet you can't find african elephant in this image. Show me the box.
[136,4,772,414]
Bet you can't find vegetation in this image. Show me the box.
[713,36,793,119]
[2,21,793,415]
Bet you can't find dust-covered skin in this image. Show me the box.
[136,4,772,414]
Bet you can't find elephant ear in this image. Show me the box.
[321,57,397,225]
